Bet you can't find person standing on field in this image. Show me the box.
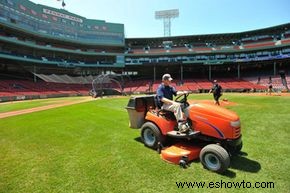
[209,80,223,105]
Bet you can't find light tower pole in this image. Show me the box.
[155,9,179,37]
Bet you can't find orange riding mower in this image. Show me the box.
[126,93,242,173]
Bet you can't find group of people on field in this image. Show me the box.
[155,73,279,134]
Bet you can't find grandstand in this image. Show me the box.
[0,0,289,102]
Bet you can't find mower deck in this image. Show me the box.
[161,143,202,165]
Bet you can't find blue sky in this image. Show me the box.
[29,0,290,38]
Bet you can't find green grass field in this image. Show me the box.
[0,97,87,113]
[0,94,290,193]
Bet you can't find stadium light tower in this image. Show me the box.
[155,9,179,37]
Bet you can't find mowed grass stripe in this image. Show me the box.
[0,96,90,113]
[0,95,290,193]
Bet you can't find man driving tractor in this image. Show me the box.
[156,74,190,133]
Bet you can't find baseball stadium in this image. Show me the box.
[0,0,290,193]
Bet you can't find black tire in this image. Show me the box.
[141,122,165,150]
[199,144,230,173]
[235,141,243,152]
[228,141,243,155]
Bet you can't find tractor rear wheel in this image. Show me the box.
[141,122,165,150]
[200,144,230,173]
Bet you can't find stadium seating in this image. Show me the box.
[0,0,289,103]
[243,41,276,49]
[128,38,286,55]
[170,47,190,53]
[243,76,287,91]
[120,78,267,94]
[0,79,91,99]
[281,38,290,45]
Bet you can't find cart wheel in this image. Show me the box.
[141,122,165,150]
[179,156,189,168]
[179,160,187,168]
[200,144,230,173]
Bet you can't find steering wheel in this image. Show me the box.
[175,92,190,104]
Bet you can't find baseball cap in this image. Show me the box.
[162,74,173,81]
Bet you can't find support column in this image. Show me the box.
[33,65,37,82]
[180,64,183,83]
[237,64,240,79]
[208,65,212,80]
[273,62,276,76]
[153,65,156,82]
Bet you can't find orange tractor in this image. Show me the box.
[126,93,242,173]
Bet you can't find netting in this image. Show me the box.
[33,73,131,97]
[90,74,128,97]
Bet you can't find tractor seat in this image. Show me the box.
[154,95,176,120]
[158,108,173,115]
[156,108,176,120]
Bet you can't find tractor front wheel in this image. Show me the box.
[141,122,165,150]
[200,144,230,173]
